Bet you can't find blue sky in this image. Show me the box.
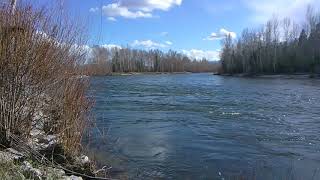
[30,0,320,60]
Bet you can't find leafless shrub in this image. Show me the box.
[0,1,90,156]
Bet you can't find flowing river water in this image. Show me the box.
[87,73,320,179]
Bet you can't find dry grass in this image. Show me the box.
[0,1,90,156]
[0,161,24,180]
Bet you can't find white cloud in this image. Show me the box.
[165,41,173,45]
[182,49,221,61]
[96,0,182,19]
[131,40,169,48]
[102,3,152,19]
[119,0,182,12]
[204,28,237,40]
[243,0,320,23]
[220,29,237,39]
[108,17,117,21]
[89,7,99,12]
[101,44,122,49]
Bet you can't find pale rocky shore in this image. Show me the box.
[0,129,95,180]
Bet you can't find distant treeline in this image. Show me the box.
[84,47,220,75]
[221,7,320,75]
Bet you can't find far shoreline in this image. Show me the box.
[90,72,212,76]
[214,73,320,79]
[88,72,320,79]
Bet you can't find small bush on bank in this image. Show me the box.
[0,1,90,156]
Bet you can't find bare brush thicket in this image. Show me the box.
[0,2,90,155]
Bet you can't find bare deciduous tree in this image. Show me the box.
[220,7,320,75]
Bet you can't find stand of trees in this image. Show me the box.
[221,7,320,75]
[84,47,220,75]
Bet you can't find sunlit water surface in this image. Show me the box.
[87,73,320,179]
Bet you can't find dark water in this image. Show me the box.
[88,73,320,180]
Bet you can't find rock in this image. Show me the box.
[5,148,23,156]
[30,129,45,137]
[79,155,90,165]
[62,175,83,180]
[29,124,59,152]
[20,161,43,180]
[44,167,66,178]
[0,151,16,163]
[28,132,59,152]
[0,148,24,163]
[38,134,58,148]
[70,154,95,178]
[74,154,91,167]
[44,167,84,180]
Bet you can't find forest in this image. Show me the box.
[220,7,320,75]
[84,47,220,75]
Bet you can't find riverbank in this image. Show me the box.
[0,4,109,179]
[0,129,103,180]
[215,73,320,79]
[0,149,88,180]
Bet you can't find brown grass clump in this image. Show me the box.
[0,1,90,156]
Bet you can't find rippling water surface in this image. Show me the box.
[87,73,320,179]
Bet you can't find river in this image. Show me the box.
[87,73,320,180]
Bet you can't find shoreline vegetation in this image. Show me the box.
[219,6,320,76]
[97,71,194,76]
[215,73,320,79]
[83,45,221,76]
[101,71,320,80]
[0,2,114,179]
